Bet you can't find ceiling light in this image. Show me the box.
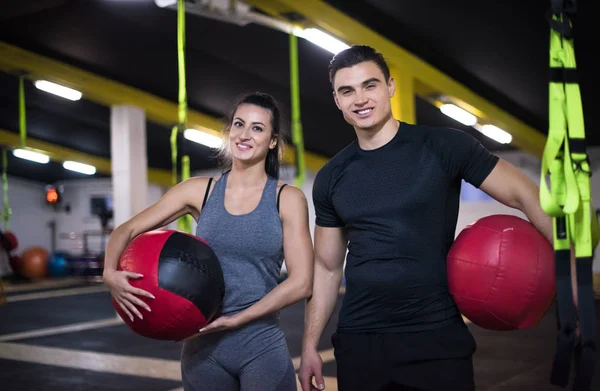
[439,103,477,126]
[184,129,223,149]
[479,124,512,144]
[154,0,176,7]
[294,28,350,55]
[63,161,96,175]
[34,80,82,101]
[12,149,50,164]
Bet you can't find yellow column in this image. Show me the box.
[389,65,416,124]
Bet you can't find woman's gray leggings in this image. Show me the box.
[181,319,297,391]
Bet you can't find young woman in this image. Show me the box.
[103,92,314,390]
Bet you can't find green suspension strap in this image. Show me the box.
[19,76,26,148]
[170,0,193,234]
[289,32,306,187]
[1,150,10,232]
[540,1,597,389]
[1,75,27,232]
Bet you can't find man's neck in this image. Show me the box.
[355,116,399,151]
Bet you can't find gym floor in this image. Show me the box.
[0,278,598,391]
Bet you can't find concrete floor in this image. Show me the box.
[0,277,598,391]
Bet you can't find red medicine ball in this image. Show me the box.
[113,230,225,341]
[447,214,555,331]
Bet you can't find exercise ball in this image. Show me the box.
[20,246,50,280]
[9,255,22,275]
[47,252,71,277]
[447,214,555,331]
[113,230,225,341]
[1,231,18,252]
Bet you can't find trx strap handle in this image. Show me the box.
[289,32,306,187]
[540,1,597,389]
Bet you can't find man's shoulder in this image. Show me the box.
[402,123,482,155]
[316,140,358,178]
[404,122,469,140]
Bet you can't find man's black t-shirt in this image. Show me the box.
[313,122,499,333]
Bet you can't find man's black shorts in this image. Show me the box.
[331,320,477,391]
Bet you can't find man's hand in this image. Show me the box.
[181,315,242,341]
[298,347,325,390]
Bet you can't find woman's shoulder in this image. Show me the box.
[172,175,222,198]
[276,181,308,208]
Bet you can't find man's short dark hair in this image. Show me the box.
[328,45,391,87]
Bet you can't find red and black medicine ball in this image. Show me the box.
[113,230,225,341]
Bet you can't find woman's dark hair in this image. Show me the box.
[217,92,286,179]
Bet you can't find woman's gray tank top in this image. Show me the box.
[195,171,285,318]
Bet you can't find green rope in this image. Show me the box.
[171,0,192,234]
[2,150,11,231]
[178,155,193,234]
[19,76,26,148]
[289,32,305,187]
[2,75,26,231]
[177,0,187,128]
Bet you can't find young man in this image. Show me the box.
[297,45,556,391]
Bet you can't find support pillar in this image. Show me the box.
[110,105,148,228]
[389,66,416,124]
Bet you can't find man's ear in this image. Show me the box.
[388,77,396,99]
[333,91,342,110]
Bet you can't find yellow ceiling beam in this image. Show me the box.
[245,0,546,157]
[0,41,223,139]
[0,129,172,187]
[245,0,295,16]
[0,41,328,173]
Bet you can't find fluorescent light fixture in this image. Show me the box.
[295,28,350,55]
[34,80,82,101]
[439,103,477,126]
[12,149,50,164]
[154,0,176,7]
[184,129,223,149]
[63,161,96,175]
[479,124,512,144]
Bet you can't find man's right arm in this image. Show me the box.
[302,225,348,351]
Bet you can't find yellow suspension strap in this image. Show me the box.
[289,32,306,187]
[170,0,193,234]
[540,1,597,389]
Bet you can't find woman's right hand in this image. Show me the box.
[103,269,155,322]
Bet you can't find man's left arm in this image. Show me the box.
[478,158,553,243]
[478,158,578,307]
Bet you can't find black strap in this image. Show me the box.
[551,249,578,387]
[277,184,287,213]
[201,177,214,210]
[553,255,598,390]
[550,67,579,84]
[573,257,597,390]
[547,0,577,38]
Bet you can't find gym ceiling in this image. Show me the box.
[0,0,597,186]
